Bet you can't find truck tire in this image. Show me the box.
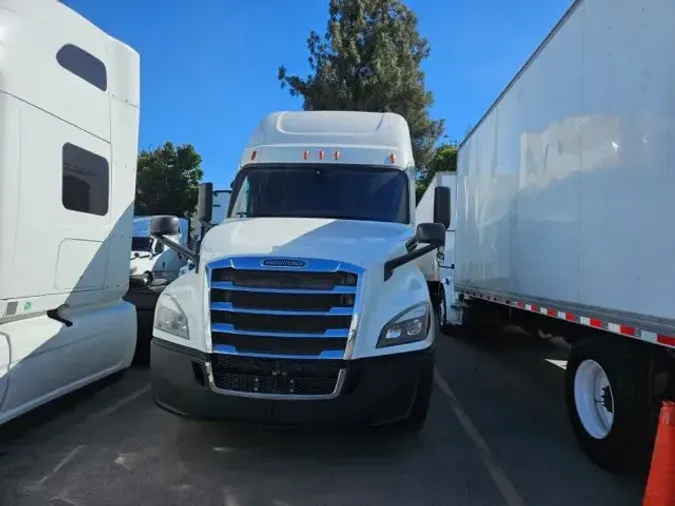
[395,357,434,432]
[565,337,651,472]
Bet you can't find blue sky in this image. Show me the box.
[63,0,572,189]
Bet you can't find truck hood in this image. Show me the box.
[200,218,414,268]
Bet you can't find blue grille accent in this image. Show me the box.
[207,257,363,359]
[210,302,353,317]
[210,281,356,295]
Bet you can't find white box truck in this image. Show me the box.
[147,111,450,430]
[437,0,675,471]
[0,0,140,424]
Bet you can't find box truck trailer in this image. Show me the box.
[147,110,450,430]
[436,0,675,471]
[0,0,140,423]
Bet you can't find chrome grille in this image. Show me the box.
[207,257,362,362]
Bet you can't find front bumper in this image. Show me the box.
[150,338,434,425]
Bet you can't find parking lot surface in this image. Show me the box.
[0,329,645,506]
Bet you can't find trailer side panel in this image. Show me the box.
[456,0,675,325]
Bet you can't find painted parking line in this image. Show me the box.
[434,369,526,506]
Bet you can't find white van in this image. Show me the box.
[130,216,188,285]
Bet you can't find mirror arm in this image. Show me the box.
[384,243,438,281]
[151,234,199,270]
[405,236,418,253]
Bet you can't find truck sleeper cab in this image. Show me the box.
[148,111,449,429]
[0,0,140,424]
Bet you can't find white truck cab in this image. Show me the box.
[0,0,140,423]
[415,172,458,331]
[148,111,449,430]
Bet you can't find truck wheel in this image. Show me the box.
[395,357,434,432]
[565,337,651,472]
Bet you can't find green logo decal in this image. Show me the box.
[23,301,32,311]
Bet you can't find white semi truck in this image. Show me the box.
[436,0,675,471]
[148,111,449,430]
[0,0,140,424]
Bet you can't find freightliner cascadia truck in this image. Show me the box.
[148,110,450,431]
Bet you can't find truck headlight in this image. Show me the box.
[154,293,189,339]
[377,302,431,348]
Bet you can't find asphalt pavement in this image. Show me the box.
[0,326,646,506]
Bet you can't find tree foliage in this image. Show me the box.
[416,142,458,201]
[135,142,203,218]
[278,0,444,169]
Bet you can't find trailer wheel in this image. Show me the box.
[565,338,650,472]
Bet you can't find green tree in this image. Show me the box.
[277,0,444,169]
[416,141,458,201]
[135,142,203,219]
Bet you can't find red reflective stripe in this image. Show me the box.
[565,313,575,321]
[589,318,602,328]
[547,308,556,316]
[658,335,675,347]
[620,325,635,336]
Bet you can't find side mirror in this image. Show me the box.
[198,182,213,223]
[433,186,451,230]
[416,223,446,247]
[149,215,200,269]
[383,223,447,281]
[150,215,181,237]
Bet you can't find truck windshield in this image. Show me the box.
[228,164,409,224]
[131,237,153,251]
